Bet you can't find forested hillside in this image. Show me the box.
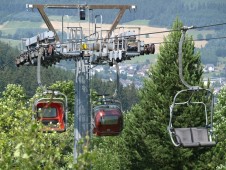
[1,0,226,28]
[0,41,75,97]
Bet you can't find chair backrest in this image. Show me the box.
[191,128,216,147]
[191,128,209,142]
[174,128,192,144]
[174,128,199,147]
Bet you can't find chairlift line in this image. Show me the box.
[84,21,226,43]
[151,35,226,45]
[37,53,46,92]
[112,61,119,98]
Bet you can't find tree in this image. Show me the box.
[197,33,203,40]
[206,33,212,39]
[0,41,74,97]
[0,84,76,169]
[119,18,211,169]
[48,80,75,124]
[206,86,226,169]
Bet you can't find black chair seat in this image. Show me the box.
[173,127,215,148]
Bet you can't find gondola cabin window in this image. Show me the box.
[100,115,119,125]
[38,107,57,118]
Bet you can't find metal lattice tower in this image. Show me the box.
[74,58,91,160]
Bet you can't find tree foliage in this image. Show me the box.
[0,84,74,169]
[208,87,226,169]
[0,82,98,169]
[0,41,75,97]
[111,18,212,169]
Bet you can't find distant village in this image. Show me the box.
[55,62,226,95]
[90,63,150,89]
[203,63,226,95]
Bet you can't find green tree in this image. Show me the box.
[205,86,226,169]
[0,82,101,169]
[0,84,75,169]
[92,136,126,170]
[197,33,203,40]
[119,18,212,169]
[206,33,212,39]
[48,80,75,123]
[0,41,74,97]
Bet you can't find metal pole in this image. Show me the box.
[74,58,91,162]
[62,15,64,43]
[88,9,90,40]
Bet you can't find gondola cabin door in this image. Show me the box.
[93,105,123,136]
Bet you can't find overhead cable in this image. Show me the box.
[151,35,226,45]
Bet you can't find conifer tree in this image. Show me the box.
[120,18,210,169]
[206,87,226,169]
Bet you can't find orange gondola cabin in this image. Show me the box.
[34,98,67,132]
[93,104,123,136]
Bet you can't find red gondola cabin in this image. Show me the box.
[93,105,123,136]
[34,98,67,132]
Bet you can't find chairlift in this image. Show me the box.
[168,27,216,148]
[92,62,123,136]
[168,89,215,147]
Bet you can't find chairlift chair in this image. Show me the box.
[168,27,216,148]
[168,88,216,147]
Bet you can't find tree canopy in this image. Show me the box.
[91,18,217,170]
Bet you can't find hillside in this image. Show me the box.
[0,41,75,97]
[1,0,226,85]
[1,0,226,28]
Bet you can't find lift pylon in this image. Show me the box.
[74,58,91,160]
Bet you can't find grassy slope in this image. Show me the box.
[188,30,215,39]
[125,54,157,64]
[123,20,150,26]
[0,38,21,48]
[1,21,43,35]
